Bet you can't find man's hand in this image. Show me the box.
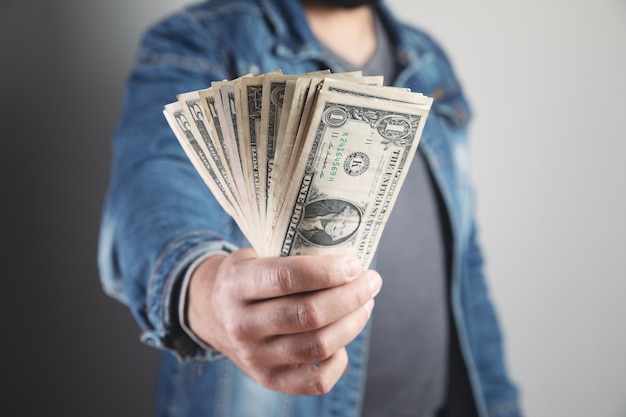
[186,248,381,395]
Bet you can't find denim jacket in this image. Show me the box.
[98,0,522,416]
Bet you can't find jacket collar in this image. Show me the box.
[259,0,412,62]
[257,0,469,125]
[259,0,320,60]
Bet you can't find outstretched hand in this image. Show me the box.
[186,248,381,395]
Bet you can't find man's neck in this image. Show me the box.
[302,3,377,67]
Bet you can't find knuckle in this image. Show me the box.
[225,319,251,342]
[296,302,321,329]
[318,379,333,395]
[237,345,265,371]
[307,335,330,361]
[270,264,296,293]
[256,372,271,389]
[307,375,330,395]
[256,368,279,391]
[240,351,261,369]
[309,378,325,396]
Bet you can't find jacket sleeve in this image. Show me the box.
[97,12,245,362]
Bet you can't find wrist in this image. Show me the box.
[181,253,227,350]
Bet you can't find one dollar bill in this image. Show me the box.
[269,82,432,267]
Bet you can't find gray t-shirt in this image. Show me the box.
[364,150,449,417]
[319,11,449,417]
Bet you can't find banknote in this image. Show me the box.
[269,74,384,219]
[197,86,251,221]
[237,75,268,230]
[163,70,433,264]
[211,74,264,241]
[162,102,248,237]
[259,71,330,211]
[269,84,432,266]
[177,90,236,201]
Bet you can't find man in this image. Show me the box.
[98,0,522,416]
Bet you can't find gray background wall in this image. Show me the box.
[2,0,624,416]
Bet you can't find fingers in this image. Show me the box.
[225,293,372,395]
[242,269,381,338]
[253,294,375,367]
[226,249,364,300]
[255,348,349,396]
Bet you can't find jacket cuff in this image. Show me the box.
[177,248,230,355]
[139,232,237,362]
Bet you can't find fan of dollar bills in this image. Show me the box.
[163,70,432,268]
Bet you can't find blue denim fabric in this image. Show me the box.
[97,0,522,416]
